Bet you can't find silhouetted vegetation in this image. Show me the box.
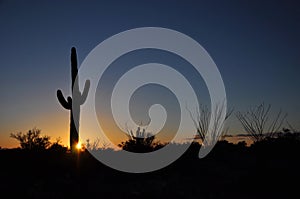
[57,47,90,152]
[48,137,68,153]
[188,102,233,145]
[1,133,299,199]
[3,98,299,199]
[118,127,164,152]
[10,128,51,150]
[236,103,286,142]
[10,128,67,152]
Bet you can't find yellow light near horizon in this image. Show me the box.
[76,142,82,150]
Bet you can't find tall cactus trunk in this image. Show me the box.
[57,47,90,152]
[70,47,80,151]
[70,104,80,152]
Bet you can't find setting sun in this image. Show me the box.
[76,142,82,150]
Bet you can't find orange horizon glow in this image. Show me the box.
[0,122,253,150]
[0,105,252,149]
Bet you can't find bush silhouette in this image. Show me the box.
[10,128,51,150]
[48,138,68,153]
[118,127,164,153]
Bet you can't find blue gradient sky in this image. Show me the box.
[0,0,299,148]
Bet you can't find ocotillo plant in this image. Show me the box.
[57,47,90,152]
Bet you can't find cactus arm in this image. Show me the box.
[57,90,71,110]
[79,80,90,105]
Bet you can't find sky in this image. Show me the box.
[0,0,299,148]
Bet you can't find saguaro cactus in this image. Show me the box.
[57,47,90,152]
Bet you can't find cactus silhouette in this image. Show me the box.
[57,47,90,152]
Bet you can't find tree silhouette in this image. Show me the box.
[236,103,287,142]
[188,102,233,146]
[10,128,51,150]
[57,47,90,152]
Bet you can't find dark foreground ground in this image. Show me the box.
[0,137,299,199]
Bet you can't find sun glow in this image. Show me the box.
[76,142,82,150]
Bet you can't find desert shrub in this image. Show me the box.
[10,128,51,150]
[118,127,164,153]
